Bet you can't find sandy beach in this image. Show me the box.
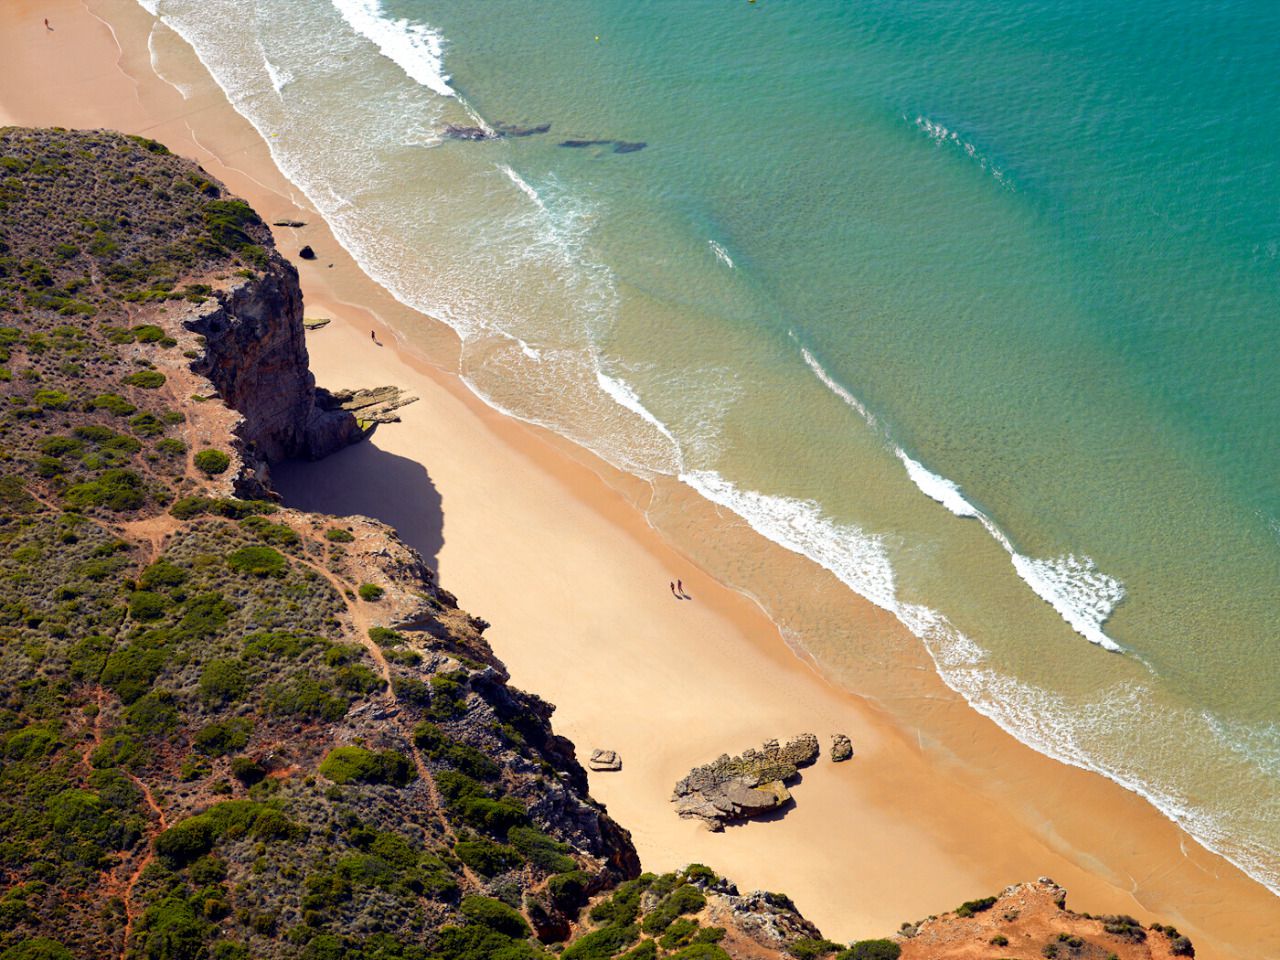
[3,2,1278,956]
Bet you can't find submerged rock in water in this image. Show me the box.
[558,138,647,153]
[672,733,818,830]
[443,124,497,141]
[830,733,853,762]
[496,122,551,137]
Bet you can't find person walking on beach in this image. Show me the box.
[44,18,52,30]
[670,581,680,599]
[677,578,687,599]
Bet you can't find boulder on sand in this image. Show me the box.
[589,749,622,772]
[672,734,818,830]
[830,734,853,762]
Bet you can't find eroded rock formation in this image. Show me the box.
[672,733,819,829]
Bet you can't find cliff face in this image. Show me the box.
[183,254,362,466]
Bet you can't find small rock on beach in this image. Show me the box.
[589,749,622,771]
[830,733,853,762]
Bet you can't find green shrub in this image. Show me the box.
[180,592,233,636]
[324,528,354,542]
[264,678,348,722]
[101,643,168,703]
[508,826,575,873]
[641,885,706,935]
[130,412,166,437]
[0,938,76,960]
[39,435,83,457]
[547,870,590,913]
[239,516,299,546]
[460,896,529,939]
[413,723,500,780]
[122,370,166,389]
[618,944,658,960]
[319,746,416,787]
[132,324,167,342]
[454,838,521,876]
[128,591,169,621]
[836,941,901,960]
[358,583,384,601]
[990,935,1009,947]
[226,545,286,577]
[3,726,61,761]
[562,925,639,960]
[230,757,265,785]
[170,495,210,519]
[194,448,231,475]
[139,559,187,590]
[33,389,71,410]
[789,938,842,959]
[193,719,253,757]
[199,659,248,703]
[155,800,294,864]
[126,691,179,734]
[955,896,997,918]
[667,946,730,960]
[64,469,146,511]
[90,393,136,416]
[368,626,403,647]
[661,919,701,951]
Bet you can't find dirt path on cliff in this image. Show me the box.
[291,528,481,891]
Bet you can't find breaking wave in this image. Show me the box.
[803,347,1124,652]
[913,114,1011,187]
[709,240,735,269]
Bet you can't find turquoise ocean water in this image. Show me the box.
[139,0,1279,894]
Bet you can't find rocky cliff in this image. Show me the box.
[182,257,362,468]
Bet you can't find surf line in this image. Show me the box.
[800,343,1125,652]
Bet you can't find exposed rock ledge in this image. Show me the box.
[180,254,363,469]
[672,733,819,830]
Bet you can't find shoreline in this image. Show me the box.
[2,2,1278,957]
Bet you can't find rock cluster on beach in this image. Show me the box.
[672,733,819,830]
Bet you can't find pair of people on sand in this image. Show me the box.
[669,579,691,600]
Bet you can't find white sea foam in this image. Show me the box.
[913,114,1010,187]
[147,23,193,100]
[800,347,879,430]
[1009,554,1125,652]
[681,470,899,613]
[596,368,684,471]
[499,164,547,213]
[329,0,454,98]
[895,449,980,518]
[709,240,734,269]
[260,48,294,94]
[802,344,1125,652]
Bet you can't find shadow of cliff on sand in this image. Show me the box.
[272,438,443,571]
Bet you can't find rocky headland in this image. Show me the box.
[0,126,1199,960]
